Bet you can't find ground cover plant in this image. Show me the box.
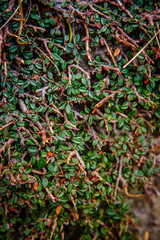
[0,0,160,239]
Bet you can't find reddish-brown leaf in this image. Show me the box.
[34,182,39,190]
[113,48,121,57]
[47,152,53,157]
[56,205,62,215]
[75,212,79,220]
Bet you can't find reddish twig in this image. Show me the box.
[92,88,123,114]
[116,0,133,18]
[50,217,58,240]
[114,155,123,198]
[0,121,14,131]
[46,187,56,203]
[123,29,160,68]
[132,86,155,106]
[64,112,79,130]
[19,99,43,130]
[83,23,92,61]
[0,0,23,31]
[121,178,145,197]
[0,29,3,65]
[36,86,49,100]
[100,37,119,69]
[0,139,15,164]
[68,64,91,88]
[67,150,86,169]
[24,24,46,32]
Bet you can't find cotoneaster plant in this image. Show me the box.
[0,0,160,239]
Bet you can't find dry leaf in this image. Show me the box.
[144,231,149,240]
[47,152,53,157]
[34,182,39,190]
[47,218,52,227]
[56,205,62,215]
[75,212,79,220]
[98,151,103,154]
[113,48,120,57]
[151,46,157,51]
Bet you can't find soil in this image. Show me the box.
[129,175,160,240]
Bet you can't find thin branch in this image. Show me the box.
[70,194,77,212]
[32,169,46,175]
[68,64,91,88]
[92,89,123,114]
[121,178,145,197]
[19,126,40,147]
[100,63,120,74]
[5,0,16,13]
[0,29,3,65]
[53,43,66,51]
[0,0,23,31]
[67,150,86,169]
[24,24,46,32]
[0,121,14,131]
[114,155,123,198]
[100,37,118,69]
[18,99,43,130]
[116,0,133,18]
[36,46,60,75]
[64,112,79,130]
[17,0,24,44]
[83,23,92,61]
[50,217,58,240]
[123,29,160,68]
[0,139,15,165]
[46,187,56,203]
[87,2,110,20]
[19,92,39,100]
[36,86,49,100]
[132,86,155,105]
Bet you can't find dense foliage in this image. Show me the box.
[0,0,160,239]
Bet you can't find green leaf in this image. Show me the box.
[92,139,98,146]
[9,45,18,52]
[41,151,47,157]
[52,53,63,62]
[42,178,48,188]
[61,61,67,70]
[118,117,124,128]
[67,43,74,48]
[65,104,71,114]
[72,158,79,165]
[31,157,36,165]
[50,18,56,26]
[27,138,36,146]
[28,146,38,155]
[58,191,64,198]
[75,34,80,43]
[30,13,40,20]
[37,158,46,169]
[47,164,55,172]
[147,168,153,177]
[88,116,93,126]
[106,209,116,215]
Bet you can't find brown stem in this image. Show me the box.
[83,23,92,62]
[114,155,123,198]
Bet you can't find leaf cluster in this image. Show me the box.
[0,0,160,239]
